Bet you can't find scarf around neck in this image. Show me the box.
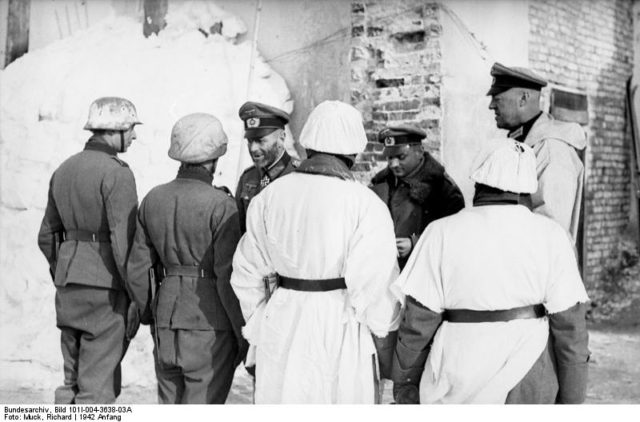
[472,183,533,211]
[294,153,355,181]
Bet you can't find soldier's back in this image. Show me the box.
[49,147,135,289]
[141,178,236,269]
[53,149,127,227]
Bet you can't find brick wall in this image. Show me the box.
[350,1,443,182]
[529,0,634,289]
[349,0,634,290]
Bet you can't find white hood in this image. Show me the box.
[526,113,587,150]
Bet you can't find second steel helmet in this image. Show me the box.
[168,113,228,163]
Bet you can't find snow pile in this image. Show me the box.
[0,1,292,394]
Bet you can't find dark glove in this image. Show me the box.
[234,337,249,368]
[139,305,153,326]
[125,302,141,341]
[393,383,419,404]
[245,365,256,377]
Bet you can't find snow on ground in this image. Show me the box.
[0,1,293,392]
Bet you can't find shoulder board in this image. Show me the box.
[214,185,233,197]
[110,156,129,167]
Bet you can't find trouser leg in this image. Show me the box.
[56,285,127,404]
[506,339,558,404]
[177,330,237,404]
[74,288,127,404]
[154,327,185,404]
[55,327,80,404]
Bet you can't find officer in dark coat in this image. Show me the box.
[235,102,298,233]
[126,113,247,404]
[370,125,465,268]
[37,97,141,404]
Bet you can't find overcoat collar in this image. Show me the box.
[177,165,213,185]
[295,153,354,181]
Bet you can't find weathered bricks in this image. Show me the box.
[350,0,634,292]
[350,1,443,181]
[529,0,633,289]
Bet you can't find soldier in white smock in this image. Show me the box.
[391,139,590,404]
[231,101,402,404]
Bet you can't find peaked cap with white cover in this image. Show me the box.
[299,101,367,155]
[470,138,538,194]
[168,113,228,163]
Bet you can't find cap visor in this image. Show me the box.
[245,127,278,139]
[382,144,412,158]
[486,85,512,96]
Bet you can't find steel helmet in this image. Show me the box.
[83,97,142,131]
[168,113,228,163]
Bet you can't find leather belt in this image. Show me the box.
[278,275,347,292]
[64,230,110,242]
[164,265,212,279]
[442,304,547,323]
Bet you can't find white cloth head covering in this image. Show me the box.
[299,101,367,155]
[470,138,538,194]
[168,113,228,163]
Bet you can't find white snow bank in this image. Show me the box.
[0,0,292,395]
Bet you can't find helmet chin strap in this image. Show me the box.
[119,131,125,153]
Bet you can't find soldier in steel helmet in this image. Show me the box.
[127,113,247,404]
[37,96,142,404]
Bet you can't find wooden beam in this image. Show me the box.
[4,0,30,67]
[143,0,168,38]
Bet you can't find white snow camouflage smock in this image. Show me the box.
[393,204,589,403]
[231,169,401,404]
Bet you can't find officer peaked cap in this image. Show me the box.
[486,62,548,96]
[378,124,425,147]
[239,101,290,139]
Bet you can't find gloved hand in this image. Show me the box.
[393,384,419,404]
[396,238,413,258]
[234,337,249,368]
[138,305,153,326]
[125,301,141,341]
[245,365,256,377]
